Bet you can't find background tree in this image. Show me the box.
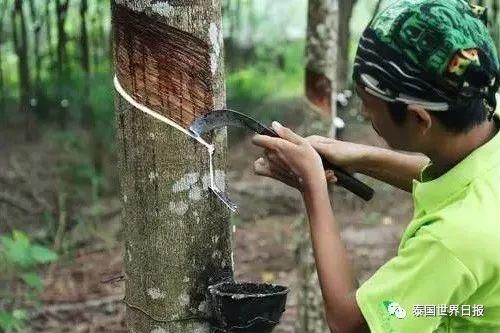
[28,0,43,103]
[45,0,54,68]
[304,0,338,134]
[337,0,358,90]
[12,0,34,140]
[55,0,69,128]
[0,0,9,112]
[296,1,339,332]
[112,0,233,331]
[80,0,92,128]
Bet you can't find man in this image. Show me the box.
[252,0,500,332]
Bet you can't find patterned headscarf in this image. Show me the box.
[353,0,499,118]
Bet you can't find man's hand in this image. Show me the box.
[307,135,429,192]
[306,135,370,173]
[252,122,336,193]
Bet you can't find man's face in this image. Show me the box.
[355,86,415,151]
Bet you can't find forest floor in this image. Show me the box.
[0,98,413,332]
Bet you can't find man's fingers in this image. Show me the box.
[254,157,298,189]
[252,134,286,150]
[272,121,303,145]
[265,150,290,172]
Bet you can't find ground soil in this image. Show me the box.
[0,103,413,332]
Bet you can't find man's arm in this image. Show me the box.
[303,175,370,333]
[307,136,429,192]
[252,123,370,332]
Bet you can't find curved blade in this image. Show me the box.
[189,109,276,137]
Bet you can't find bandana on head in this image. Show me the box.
[353,0,500,117]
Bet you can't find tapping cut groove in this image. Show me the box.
[113,4,213,128]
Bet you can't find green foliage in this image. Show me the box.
[0,231,58,332]
[0,230,58,268]
[0,309,27,333]
[226,41,304,105]
[20,273,44,292]
[89,71,116,142]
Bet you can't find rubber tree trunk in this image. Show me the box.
[13,0,34,140]
[111,1,233,332]
[0,0,8,113]
[55,0,68,78]
[297,1,338,332]
[55,0,69,128]
[28,0,42,97]
[45,0,54,67]
[337,0,357,91]
[80,0,92,128]
[0,40,3,113]
[304,0,338,135]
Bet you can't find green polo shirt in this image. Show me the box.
[356,116,500,332]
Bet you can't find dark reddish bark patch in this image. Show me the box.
[113,4,213,128]
[305,68,332,117]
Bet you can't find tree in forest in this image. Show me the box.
[80,0,92,128]
[111,1,233,331]
[55,0,69,127]
[0,0,9,112]
[297,1,339,332]
[337,0,358,90]
[304,0,338,134]
[12,0,35,140]
[45,0,54,68]
[28,0,43,103]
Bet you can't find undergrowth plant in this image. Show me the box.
[0,230,58,332]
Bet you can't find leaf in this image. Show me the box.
[11,309,27,321]
[12,231,30,248]
[0,232,33,268]
[30,245,58,264]
[0,310,19,331]
[21,272,44,292]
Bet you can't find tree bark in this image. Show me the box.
[55,0,69,78]
[28,0,42,104]
[295,218,329,333]
[297,1,339,332]
[13,0,34,140]
[0,0,8,112]
[337,0,357,91]
[80,0,92,128]
[45,0,54,67]
[112,1,232,332]
[0,40,3,113]
[305,0,338,134]
[55,0,69,128]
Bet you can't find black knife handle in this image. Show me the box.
[321,157,374,201]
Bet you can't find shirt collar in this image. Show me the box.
[413,117,500,214]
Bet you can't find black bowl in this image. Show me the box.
[209,281,289,333]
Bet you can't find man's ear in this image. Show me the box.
[407,104,432,134]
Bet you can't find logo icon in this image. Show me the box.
[383,301,407,319]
